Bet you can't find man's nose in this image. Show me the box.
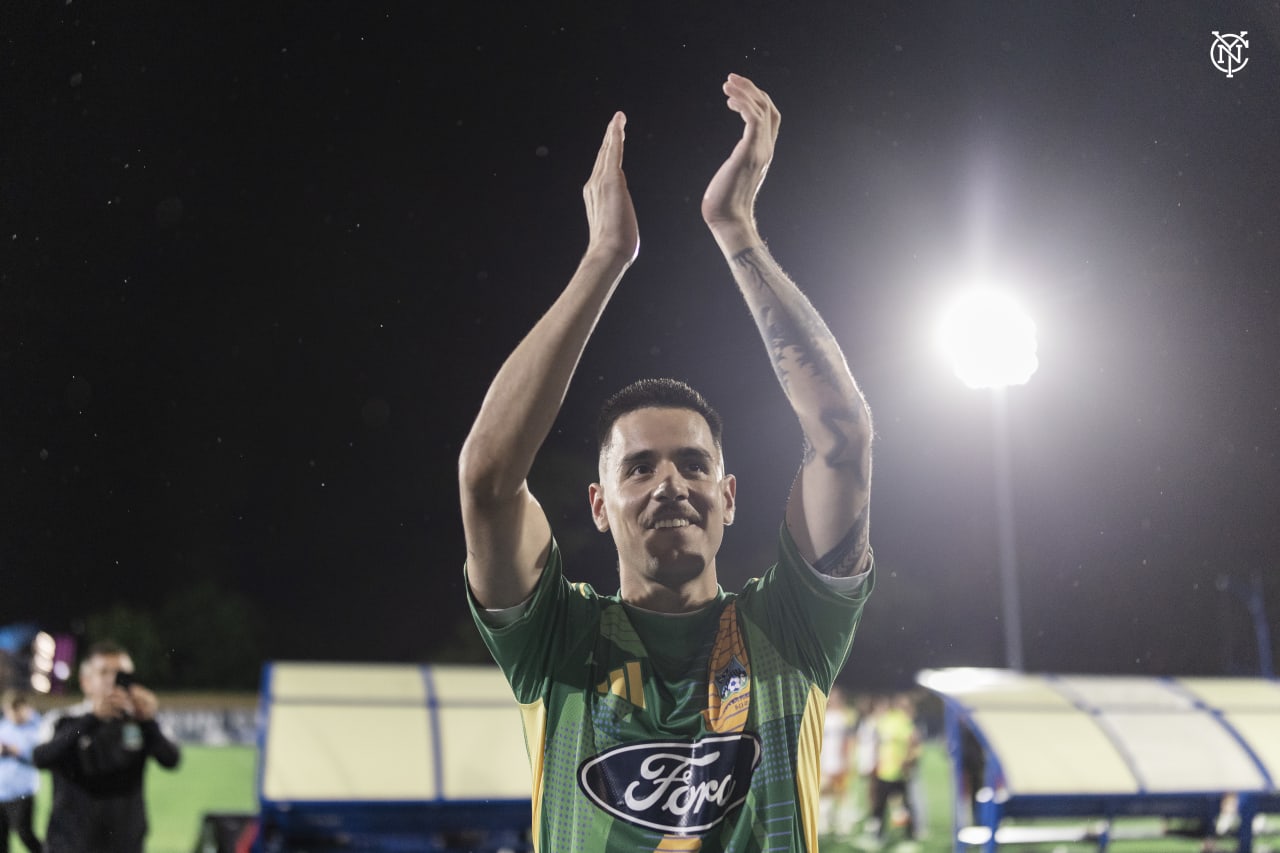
[653,466,689,500]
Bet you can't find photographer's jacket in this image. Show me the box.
[34,702,181,853]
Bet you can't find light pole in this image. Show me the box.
[1216,573,1275,678]
[939,288,1039,671]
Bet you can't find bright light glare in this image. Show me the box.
[957,827,994,845]
[938,289,1039,389]
[34,631,56,656]
[917,667,1025,696]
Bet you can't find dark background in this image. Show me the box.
[3,1,1278,689]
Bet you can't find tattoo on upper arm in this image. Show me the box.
[820,409,854,468]
[818,408,874,486]
[812,505,871,578]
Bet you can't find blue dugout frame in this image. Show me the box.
[922,669,1280,853]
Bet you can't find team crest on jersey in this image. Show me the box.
[714,655,748,701]
[578,733,761,833]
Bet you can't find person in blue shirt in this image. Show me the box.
[0,689,43,853]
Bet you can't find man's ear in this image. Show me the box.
[722,473,737,527]
[588,483,610,532]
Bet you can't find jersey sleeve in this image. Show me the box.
[736,523,874,693]
[465,537,595,704]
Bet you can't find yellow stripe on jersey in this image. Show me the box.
[597,662,646,708]
[625,660,646,710]
[604,668,627,701]
[654,833,703,852]
[519,700,547,853]
[795,683,828,852]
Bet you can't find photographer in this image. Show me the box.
[33,641,180,853]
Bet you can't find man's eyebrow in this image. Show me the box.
[616,447,713,469]
[676,447,714,463]
[618,450,656,470]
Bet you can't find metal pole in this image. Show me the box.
[990,388,1024,671]
[1248,573,1274,678]
[1217,574,1275,678]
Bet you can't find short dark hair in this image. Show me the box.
[596,378,724,459]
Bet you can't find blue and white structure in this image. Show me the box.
[918,667,1280,852]
[255,662,532,852]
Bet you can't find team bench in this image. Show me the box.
[917,668,1280,852]
[253,662,532,853]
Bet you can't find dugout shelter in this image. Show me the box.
[254,662,532,852]
[917,668,1280,852]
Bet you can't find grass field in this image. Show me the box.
[25,742,1274,852]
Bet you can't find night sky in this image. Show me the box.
[4,2,1278,689]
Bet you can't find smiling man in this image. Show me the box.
[591,390,735,611]
[459,74,874,851]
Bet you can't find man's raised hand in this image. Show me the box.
[702,74,781,246]
[584,111,639,265]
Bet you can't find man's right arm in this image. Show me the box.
[459,112,638,609]
[32,712,93,768]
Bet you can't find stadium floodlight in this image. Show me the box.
[936,285,1039,671]
[937,288,1039,389]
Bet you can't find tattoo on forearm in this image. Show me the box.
[731,247,842,395]
[732,247,869,470]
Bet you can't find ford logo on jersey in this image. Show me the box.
[578,733,762,833]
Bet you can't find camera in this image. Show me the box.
[114,670,135,689]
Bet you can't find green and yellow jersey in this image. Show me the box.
[468,524,872,852]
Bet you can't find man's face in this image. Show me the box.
[590,407,736,589]
[80,652,134,700]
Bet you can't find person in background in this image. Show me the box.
[852,694,881,828]
[870,693,922,841]
[34,641,180,853]
[0,690,43,853]
[819,685,856,837]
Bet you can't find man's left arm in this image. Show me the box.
[703,74,872,577]
[129,685,181,769]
